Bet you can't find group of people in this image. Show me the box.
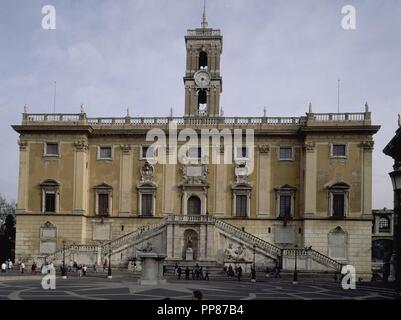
[1,259,13,272]
[225,264,243,281]
[174,263,210,280]
[64,260,91,277]
[264,266,281,278]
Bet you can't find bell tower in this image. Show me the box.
[184,2,223,117]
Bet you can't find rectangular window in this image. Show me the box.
[188,147,202,159]
[279,195,292,218]
[99,146,112,159]
[332,194,345,217]
[45,143,59,156]
[141,194,153,216]
[279,147,293,160]
[45,192,56,212]
[332,144,346,157]
[236,147,248,159]
[98,194,109,216]
[141,146,154,159]
[236,195,248,217]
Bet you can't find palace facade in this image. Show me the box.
[12,14,380,278]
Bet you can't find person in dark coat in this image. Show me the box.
[185,266,190,280]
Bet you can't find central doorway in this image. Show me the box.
[188,196,201,215]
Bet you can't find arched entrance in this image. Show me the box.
[183,229,199,261]
[188,196,201,215]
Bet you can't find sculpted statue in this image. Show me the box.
[140,241,153,253]
[224,243,248,262]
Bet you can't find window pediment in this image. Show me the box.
[326,181,351,190]
[274,184,296,192]
[40,179,59,187]
[231,182,252,191]
[137,181,157,190]
[94,183,113,190]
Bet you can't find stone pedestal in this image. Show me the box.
[186,248,194,261]
[137,252,167,286]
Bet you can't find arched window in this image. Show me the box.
[328,226,347,260]
[188,196,201,215]
[198,89,207,113]
[199,51,208,69]
[379,217,390,233]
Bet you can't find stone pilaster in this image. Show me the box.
[163,147,176,215]
[199,224,206,260]
[16,139,29,213]
[257,144,271,216]
[361,141,374,216]
[166,224,174,259]
[119,144,133,216]
[303,142,317,216]
[214,146,226,217]
[73,140,88,214]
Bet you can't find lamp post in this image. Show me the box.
[107,247,112,279]
[61,240,67,279]
[293,245,298,285]
[388,161,401,298]
[251,244,256,282]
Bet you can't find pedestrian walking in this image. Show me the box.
[1,262,6,273]
[78,265,82,277]
[237,265,242,281]
[177,266,182,280]
[199,266,204,280]
[92,263,97,273]
[204,267,209,280]
[20,262,25,274]
[31,262,37,274]
[185,266,190,280]
[83,265,87,276]
[251,266,256,282]
[8,260,13,271]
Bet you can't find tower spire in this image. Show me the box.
[201,0,208,28]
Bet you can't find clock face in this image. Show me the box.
[194,70,211,88]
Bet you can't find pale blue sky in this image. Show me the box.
[0,0,400,208]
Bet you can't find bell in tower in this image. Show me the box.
[183,1,223,117]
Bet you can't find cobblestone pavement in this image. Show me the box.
[0,272,396,300]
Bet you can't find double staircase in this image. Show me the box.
[42,215,343,273]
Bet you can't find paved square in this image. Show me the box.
[0,272,396,300]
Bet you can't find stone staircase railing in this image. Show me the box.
[40,244,100,264]
[213,218,282,259]
[102,218,167,252]
[283,248,343,272]
[214,218,343,272]
[43,219,168,263]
